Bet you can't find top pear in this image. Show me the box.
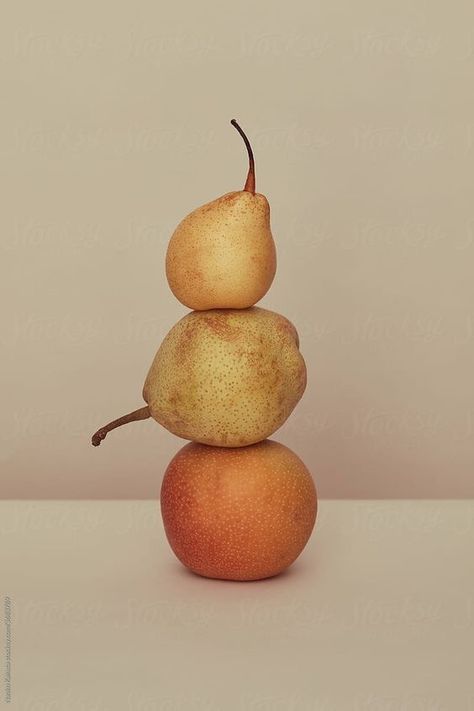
[166,120,277,311]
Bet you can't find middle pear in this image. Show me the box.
[143,307,306,447]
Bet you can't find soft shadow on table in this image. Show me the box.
[166,555,318,587]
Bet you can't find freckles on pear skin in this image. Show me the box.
[160,440,317,581]
[144,308,306,448]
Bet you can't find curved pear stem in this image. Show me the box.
[231,119,255,194]
[91,406,151,446]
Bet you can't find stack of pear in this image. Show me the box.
[92,121,317,581]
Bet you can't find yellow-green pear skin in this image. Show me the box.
[142,307,306,447]
[165,191,276,311]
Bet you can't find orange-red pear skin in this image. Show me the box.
[160,440,317,581]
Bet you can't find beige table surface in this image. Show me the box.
[1,500,473,710]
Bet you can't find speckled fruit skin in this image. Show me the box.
[143,307,306,447]
[166,191,276,311]
[160,440,317,581]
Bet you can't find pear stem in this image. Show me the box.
[231,119,255,194]
[91,406,151,446]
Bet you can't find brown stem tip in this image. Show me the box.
[231,119,255,194]
[91,406,151,446]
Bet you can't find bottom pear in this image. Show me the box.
[160,440,317,582]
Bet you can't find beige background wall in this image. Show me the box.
[1,0,473,498]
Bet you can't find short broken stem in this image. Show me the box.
[91,406,151,446]
[231,119,255,194]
